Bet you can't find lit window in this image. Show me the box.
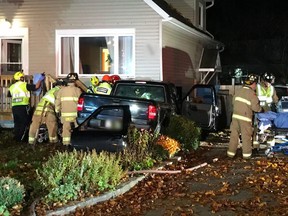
[56,29,135,77]
[0,28,28,75]
[0,39,22,74]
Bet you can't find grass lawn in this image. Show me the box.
[0,129,65,214]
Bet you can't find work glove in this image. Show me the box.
[56,112,61,118]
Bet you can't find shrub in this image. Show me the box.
[155,135,181,157]
[119,126,159,171]
[36,150,125,204]
[163,115,201,151]
[0,177,25,208]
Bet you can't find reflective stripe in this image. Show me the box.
[243,153,252,159]
[43,94,55,104]
[63,137,70,141]
[232,114,252,122]
[63,137,71,145]
[227,151,235,157]
[235,97,251,106]
[28,137,35,142]
[49,136,58,142]
[61,112,77,117]
[61,97,79,102]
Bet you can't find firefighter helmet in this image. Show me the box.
[110,75,121,84]
[14,71,24,81]
[90,76,99,86]
[102,75,111,82]
[53,79,67,87]
[262,72,275,83]
[244,74,258,85]
[66,73,78,81]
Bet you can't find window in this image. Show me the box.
[198,2,204,29]
[0,28,28,75]
[56,29,135,77]
[114,84,165,102]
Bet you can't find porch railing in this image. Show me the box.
[0,75,57,121]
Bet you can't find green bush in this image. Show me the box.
[163,115,201,151]
[36,150,125,204]
[0,205,9,216]
[0,177,25,208]
[119,126,159,171]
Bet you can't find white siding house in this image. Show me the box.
[0,0,223,95]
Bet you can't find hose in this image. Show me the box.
[127,158,218,175]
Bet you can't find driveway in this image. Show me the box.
[69,138,288,216]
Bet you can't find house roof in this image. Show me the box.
[150,0,212,38]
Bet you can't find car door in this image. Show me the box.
[181,84,219,131]
[71,105,131,152]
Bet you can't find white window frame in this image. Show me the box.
[55,29,135,78]
[198,2,204,29]
[0,28,29,75]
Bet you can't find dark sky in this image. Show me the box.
[207,0,288,42]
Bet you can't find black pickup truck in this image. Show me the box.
[76,80,180,133]
[72,81,225,150]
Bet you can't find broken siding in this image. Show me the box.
[162,22,210,95]
[0,0,162,80]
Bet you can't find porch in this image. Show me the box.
[0,75,57,128]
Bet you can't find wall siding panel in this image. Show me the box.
[0,0,162,80]
[162,23,212,95]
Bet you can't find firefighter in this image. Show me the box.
[28,80,65,146]
[256,72,278,112]
[55,73,82,147]
[87,76,99,93]
[95,75,112,95]
[8,71,45,142]
[227,74,263,159]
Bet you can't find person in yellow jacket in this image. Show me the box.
[55,74,82,146]
[28,80,64,146]
[256,72,278,112]
[8,71,45,142]
[227,74,263,160]
[87,76,99,93]
[95,75,112,95]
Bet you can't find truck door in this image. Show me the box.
[181,84,219,131]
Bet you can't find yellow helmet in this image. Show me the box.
[14,71,24,81]
[90,76,99,86]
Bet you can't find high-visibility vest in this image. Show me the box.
[95,82,112,95]
[87,86,97,93]
[9,81,30,106]
[42,86,60,104]
[256,84,274,106]
[34,87,60,116]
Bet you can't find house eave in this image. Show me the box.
[144,0,223,47]
[164,18,219,44]
[143,0,170,20]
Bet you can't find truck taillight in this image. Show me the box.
[77,97,84,111]
[148,105,157,120]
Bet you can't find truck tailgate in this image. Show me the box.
[77,93,158,130]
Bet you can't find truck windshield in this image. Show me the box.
[114,84,165,102]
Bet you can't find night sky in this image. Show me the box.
[206,0,288,83]
[207,0,288,41]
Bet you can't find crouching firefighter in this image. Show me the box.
[55,73,82,147]
[28,80,64,146]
